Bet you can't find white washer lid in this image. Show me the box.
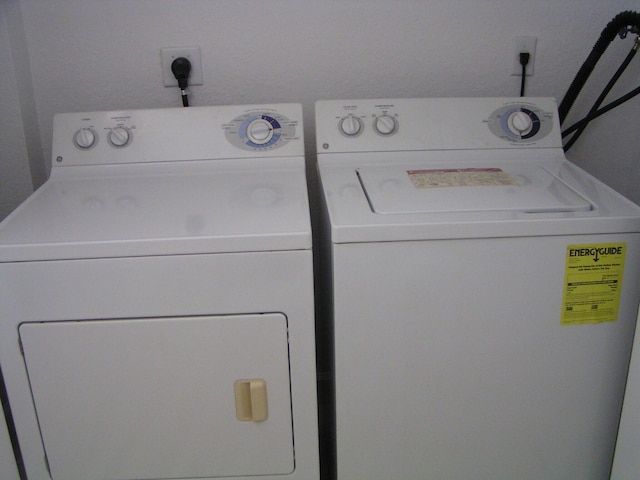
[358,163,593,214]
[0,161,311,262]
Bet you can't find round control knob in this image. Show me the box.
[507,111,533,136]
[247,119,274,145]
[74,128,97,149]
[108,127,131,147]
[339,115,362,136]
[374,115,397,135]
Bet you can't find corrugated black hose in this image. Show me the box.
[559,11,640,152]
[562,37,640,151]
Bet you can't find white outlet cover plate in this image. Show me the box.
[512,36,536,76]
[161,46,203,87]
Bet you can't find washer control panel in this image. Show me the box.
[52,104,303,166]
[334,103,400,138]
[223,110,297,151]
[316,97,561,153]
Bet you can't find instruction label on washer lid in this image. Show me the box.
[561,243,626,325]
[408,168,518,188]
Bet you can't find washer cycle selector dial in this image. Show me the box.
[487,104,552,143]
[374,115,397,135]
[247,118,274,145]
[501,107,540,140]
[507,110,533,136]
[108,127,132,147]
[339,115,363,136]
[73,128,97,149]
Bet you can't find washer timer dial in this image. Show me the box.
[507,110,534,136]
[487,104,553,143]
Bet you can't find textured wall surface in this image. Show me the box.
[1,0,640,220]
[0,1,34,221]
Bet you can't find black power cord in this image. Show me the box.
[519,51,530,97]
[171,57,191,107]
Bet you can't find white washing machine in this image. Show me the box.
[0,104,319,480]
[315,97,640,480]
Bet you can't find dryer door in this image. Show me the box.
[19,313,294,480]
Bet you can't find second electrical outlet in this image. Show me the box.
[161,46,204,87]
[512,36,536,76]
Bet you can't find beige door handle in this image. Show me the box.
[234,379,269,422]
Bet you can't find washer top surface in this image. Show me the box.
[316,98,640,242]
[357,162,592,214]
[0,104,311,261]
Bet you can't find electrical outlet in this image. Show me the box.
[161,46,203,87]
[512,36,536,76]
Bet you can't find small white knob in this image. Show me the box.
[108,127,131,147]
[247,119,274,145]
[74,128,97,149]
[508,111,533,135]
[374,115,397,135]
[339,116,362,136]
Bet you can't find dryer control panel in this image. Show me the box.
[52,104,303,166]
[316,97,561,153]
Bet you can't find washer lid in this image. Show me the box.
[0,161,311,262]
[358,164,593,214]
[318,157,640,243]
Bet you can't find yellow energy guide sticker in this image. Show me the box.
[561,243,626,325]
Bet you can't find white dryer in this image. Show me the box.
[315,97,640,480]
[0,105,319,480]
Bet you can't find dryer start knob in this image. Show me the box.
[339,115,363,136]
[73,128,97,149]
[247,118,275,145]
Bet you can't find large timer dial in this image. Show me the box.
[487,104,552,143]
[247,118,275,145]
[225,111,296,151]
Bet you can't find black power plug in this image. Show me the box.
[519,51,530,97]
[171,57,192,107]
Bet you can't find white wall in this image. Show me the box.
[1,0,640,221]
[0,0,36,221]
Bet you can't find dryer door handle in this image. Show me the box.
[234,379,269,422]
